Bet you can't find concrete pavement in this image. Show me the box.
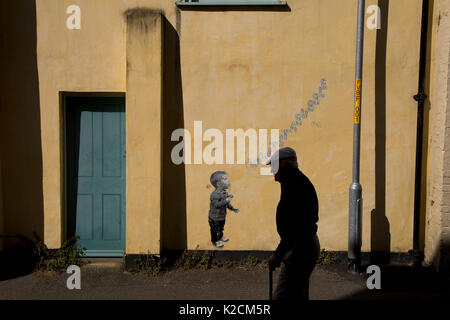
[1,261,449,300]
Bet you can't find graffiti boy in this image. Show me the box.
[208,171,239,248]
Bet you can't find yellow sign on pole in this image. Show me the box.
[354,79,361,124]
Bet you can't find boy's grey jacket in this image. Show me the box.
[209,189,235,221]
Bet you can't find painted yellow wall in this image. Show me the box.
[36,0,129,248]
[36,0,422,253]
[125,10,163,254]
[182,0,421,252]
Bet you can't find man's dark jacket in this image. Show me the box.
[274,168,319,263]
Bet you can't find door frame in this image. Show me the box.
[61,92,126,257]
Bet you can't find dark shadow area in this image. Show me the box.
[339,264,450,300]
[440,229,450,274]
[65,97,82,241]
[0,236,36,281]
[161,16,187,251]
[433,241,450,277]
[176,4,291,12]
[370,0,391,266]
[0,0,44,279]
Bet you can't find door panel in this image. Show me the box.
[76,194,93,240]
[66,97,126,257]
[102,194,121,240]
[102,111,122,177]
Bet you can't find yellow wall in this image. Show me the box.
[36,0,422,253]
[182,0,421,252]
[125,10,163,254]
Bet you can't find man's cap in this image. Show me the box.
[266,147,297,165]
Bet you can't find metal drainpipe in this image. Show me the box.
[411,0,429,267]
[348,0,365,274]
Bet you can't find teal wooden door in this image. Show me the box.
[66,97,126,257]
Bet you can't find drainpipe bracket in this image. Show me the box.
[413,92,428,102]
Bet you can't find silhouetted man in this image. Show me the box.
[267,147,320,301]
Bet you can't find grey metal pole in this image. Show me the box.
[348,0,365,274]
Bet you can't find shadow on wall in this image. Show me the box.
[370,0,391,266]
[161,15,187,251]
[0,0,44,279]
[370,0,433,269]
[438,237,450,273]
[370,0,391,265]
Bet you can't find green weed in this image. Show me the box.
[317,249,336,265]
[134,253,167,276]
[33,235,86,272]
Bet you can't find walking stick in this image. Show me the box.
[269,268,273,300]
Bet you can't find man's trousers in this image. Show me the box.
[273,234,320,301]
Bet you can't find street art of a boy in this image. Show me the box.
[208,171,239,248]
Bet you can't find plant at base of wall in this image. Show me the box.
[173,249,215,270]
[317,249,336,265]
[134,252,167,276]
[130,251,274,275]
[33,235,86,272]
[246,255,261,266]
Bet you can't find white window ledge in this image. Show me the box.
[176,0,287,6]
